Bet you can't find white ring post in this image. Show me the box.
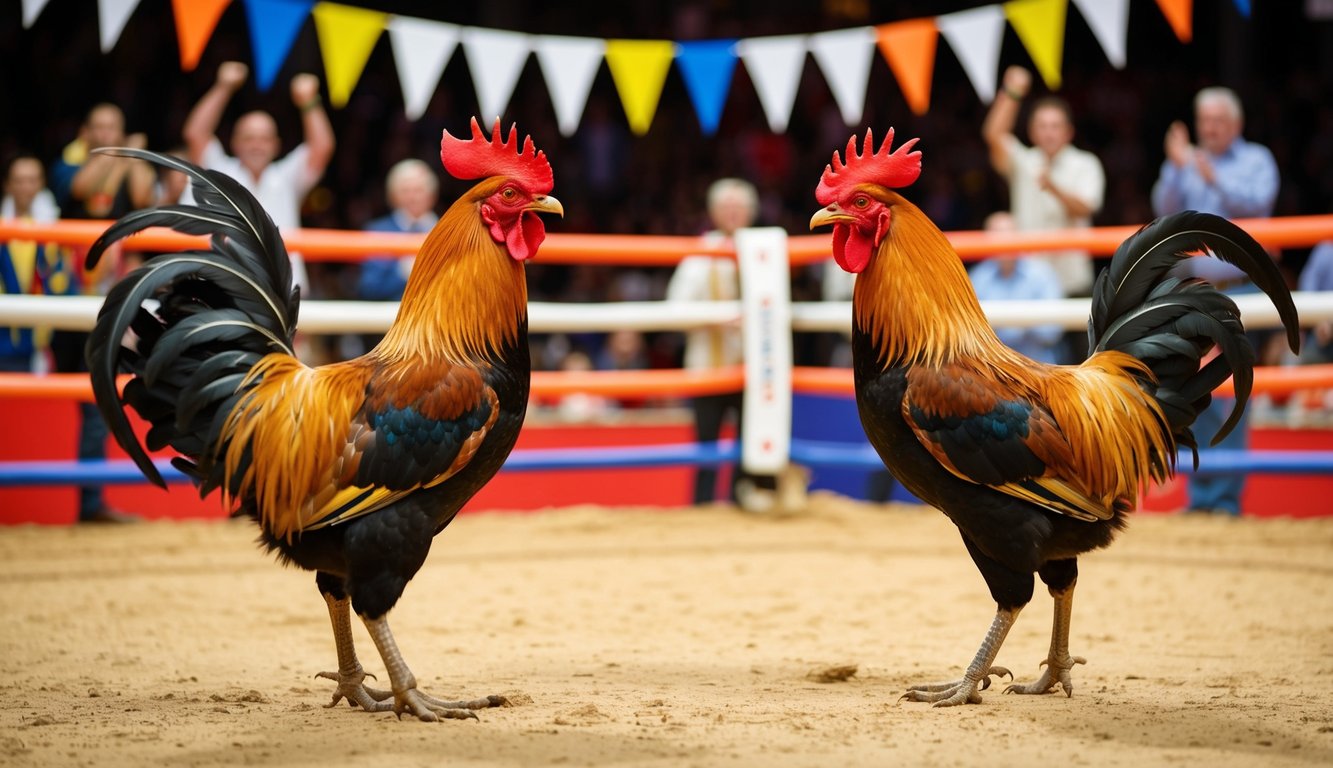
[735,227,793,475]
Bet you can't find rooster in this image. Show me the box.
[809,129,1299,707]
[85,118,563,721]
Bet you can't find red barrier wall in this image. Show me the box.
[0,398,1328,524]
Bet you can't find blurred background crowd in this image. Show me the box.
[1,0,1330,375]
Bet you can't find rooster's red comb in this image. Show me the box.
[439,117,553,194]
[815,128,921,206]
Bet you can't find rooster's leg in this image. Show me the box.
[901,608,1018,707]
[1006,563,1086,696]
[361,614,507,722]
[315,590,393,710]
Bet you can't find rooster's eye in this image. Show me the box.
[501,187,517,201]
[853,196,869,209]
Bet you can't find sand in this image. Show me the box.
[2,495,1331,767]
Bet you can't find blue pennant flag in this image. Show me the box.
[244,0,315,91]
[676,40,738,136]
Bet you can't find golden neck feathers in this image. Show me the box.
[853,195,1011,369]
[377,179,528,364]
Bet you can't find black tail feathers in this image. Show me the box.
[1088,211,1299,457]
[84,148,299,488]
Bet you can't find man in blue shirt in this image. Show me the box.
[1151,86,1279,517]
[354,159,440,353]
[969,212,1066,364]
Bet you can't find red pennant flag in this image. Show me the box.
[1154,0,1192,43]
[172,0,231,71]
[876,19,938,116]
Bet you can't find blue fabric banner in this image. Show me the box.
[676,39,738,136]
[244,0,315,91]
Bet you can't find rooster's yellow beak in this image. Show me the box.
[527,195,564,218]
[810,204,853,230]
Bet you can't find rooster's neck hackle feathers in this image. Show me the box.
[854,194,1005,368]
[377,178,528,365]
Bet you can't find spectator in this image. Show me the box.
[983,65,1105,361]
[351,159,440,354]
[1,155,68,372]
[356,159,440,303]
[183,60,335,298]
[666,178,778,509]
[1151,86,1280,517]
[968,212,1067,364]
[49,104,155,524]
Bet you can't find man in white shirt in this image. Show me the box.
[983,65,1105,302]
[183,61,335,297]
[666,178,775,508]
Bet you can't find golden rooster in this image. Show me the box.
[809,129,1299,706]
[85,118,562,721]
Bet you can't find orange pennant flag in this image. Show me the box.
[1154,0,1192,43]
[172,0,231,71]
[876,19,938,116]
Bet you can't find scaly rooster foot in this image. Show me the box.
[1004,655,1086,697]
[316,667,393,710]
[376,690,509,722]
[900,666,1012,707]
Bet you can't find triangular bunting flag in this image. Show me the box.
[22,0,52,27]
[1005,0,1067,90]
[98,0,143,53]
[605,39,676,136]
[1070,0,1129,68]
[876,19,938,116]
[735,35,807,133]
[675,39,738,136]
[461,26,531,122]
[387,16,458,121]
[809,26,877,126]
[243,0,314,91]
[172,0,231,71]
[312,2,386,108]
[533,35,606,137]
[1154,0,1192,43]
[937,5,1006,103]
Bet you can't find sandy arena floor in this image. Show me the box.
[2,495,1331,767]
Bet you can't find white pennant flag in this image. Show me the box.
[461,27,532,123]
[1071,0,1130,69]
[387,16,460,121]
[534,35,606,137]
[937,5,1006,103]
[98,0,143,53]
[736,35,808,133]
[22,0,52,27]
[808,26,877,127]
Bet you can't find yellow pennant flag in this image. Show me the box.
[312,2,388,108]
[1004,0,1067,90]
[605,39,676,136]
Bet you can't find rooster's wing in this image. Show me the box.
[278,362,502,535]
[901,364,1114,522]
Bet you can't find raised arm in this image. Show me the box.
[183,61,248,164]
[290,73,335,180]
[982,66,1031,177]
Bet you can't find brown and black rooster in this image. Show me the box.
[809,129,1299,706]
[85,118,562,720]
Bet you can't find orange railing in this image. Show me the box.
[2,364,1328,404]
[3,214,1330,266]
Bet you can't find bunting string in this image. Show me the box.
[23,0,1228,135]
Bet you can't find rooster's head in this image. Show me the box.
[809,128,921,273]
[440,118,563,261]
